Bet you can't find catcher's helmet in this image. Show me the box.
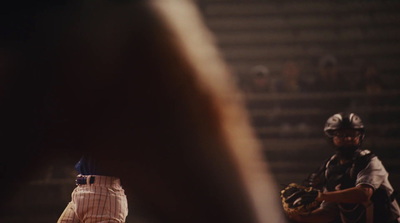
[324,112,365,138]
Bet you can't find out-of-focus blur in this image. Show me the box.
[1,0,400,222]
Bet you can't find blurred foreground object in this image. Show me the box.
[0,0,285,222]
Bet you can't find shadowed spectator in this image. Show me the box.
[357,64,384,93]
[241,65,274,93]
[275,61,305,93]
[309,54,349,92]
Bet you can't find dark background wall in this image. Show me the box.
[198,0,400,188]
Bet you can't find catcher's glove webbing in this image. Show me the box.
[280,183,321,215]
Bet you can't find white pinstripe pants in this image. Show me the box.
[58,175,128,223]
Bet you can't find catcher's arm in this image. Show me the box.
[281,183,339,222]
[316,184,373,204]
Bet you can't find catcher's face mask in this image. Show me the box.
[332,129,361,159]
[332,129,361,146]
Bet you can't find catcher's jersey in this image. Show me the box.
[322,150,400,223]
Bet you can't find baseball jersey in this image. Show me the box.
[321,150,400,223]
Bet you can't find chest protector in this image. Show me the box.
[322,149,394,223]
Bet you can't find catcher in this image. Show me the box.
[281,112,400,223]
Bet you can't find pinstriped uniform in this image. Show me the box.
[58,175,128,223]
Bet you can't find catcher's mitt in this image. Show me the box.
[280,183,321,216]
